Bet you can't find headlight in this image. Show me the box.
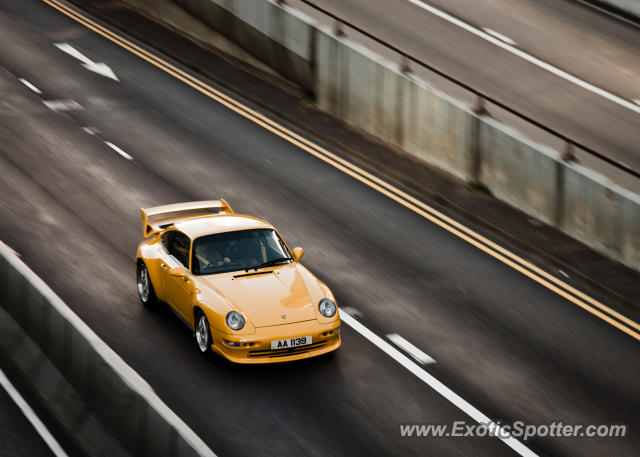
[226,311,245,330]
[318,298,337,317]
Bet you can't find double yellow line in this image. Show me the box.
[43,0,640,341]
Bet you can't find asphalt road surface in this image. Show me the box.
[293,0,640,175]
[0,1,638,456]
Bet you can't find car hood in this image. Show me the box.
[200,266,316,327]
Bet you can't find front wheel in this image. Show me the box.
[195,312,213,354]
[137,262,157,306]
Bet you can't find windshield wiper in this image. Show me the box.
[246,257,292,271]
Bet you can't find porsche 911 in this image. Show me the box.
[135,200,341,363]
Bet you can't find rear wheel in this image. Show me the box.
[137,262,157,306]
[195,312,213,354]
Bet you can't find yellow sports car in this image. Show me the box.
[135,200,341,363]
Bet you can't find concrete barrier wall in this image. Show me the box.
[171,0,315,91]
[111,0,640,270]
[0,242,217,457]
[561,164,640,268]
[478,118,561,226]
[315,27,474,181]
[584,0,640,17]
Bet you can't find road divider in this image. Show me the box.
[42,0,640,341]
[0,241,217,457]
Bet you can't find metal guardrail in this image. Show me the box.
[292,0,640,179]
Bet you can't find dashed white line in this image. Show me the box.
[482,28,517,46]
[559,269,570,279]
[340,311,537,457]
[386,333,436,365]
[0,368,69,457]
[105,141,133,160]
[42,100,83,112]
[19,78,42,94]
[82,126,99,135]
[406,0,640,115]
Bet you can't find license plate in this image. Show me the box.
[271,335,312,350]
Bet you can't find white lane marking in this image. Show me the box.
[19,78,43,94]
[406,0,640,115]
[42,100,83,111]
[0,368,69,457]
[482,28,517,46]
[559,269,569,279]
[105,141,133,160]
[0,241,218,457]
[340,306,363,318]
[386,333,436,365]
[54,42,119,81]
[82,126,99,135]
[340,311,537,457]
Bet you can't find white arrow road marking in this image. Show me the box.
[387,333,436,365]
[54,42,119,81]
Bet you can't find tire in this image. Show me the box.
[194,311,213,354]
[136,261,157,307]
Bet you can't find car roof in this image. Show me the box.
[173,214,274,239]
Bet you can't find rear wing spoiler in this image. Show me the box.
[140,200,233,238]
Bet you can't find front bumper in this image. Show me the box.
[210,319,341,363]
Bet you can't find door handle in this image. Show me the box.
[160,263,168,271]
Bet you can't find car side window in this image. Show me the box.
[170,231,191,269]
[160,230,174,253]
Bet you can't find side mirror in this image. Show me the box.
[292,247,304,262]
[169,266,188,278]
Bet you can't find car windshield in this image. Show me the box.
[191,228,293,275]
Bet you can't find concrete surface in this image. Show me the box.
[479,118,561,226]
[171,0,315,91]
[561,163,640,268]
[113,0,276,76]
[0,240,217,457]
